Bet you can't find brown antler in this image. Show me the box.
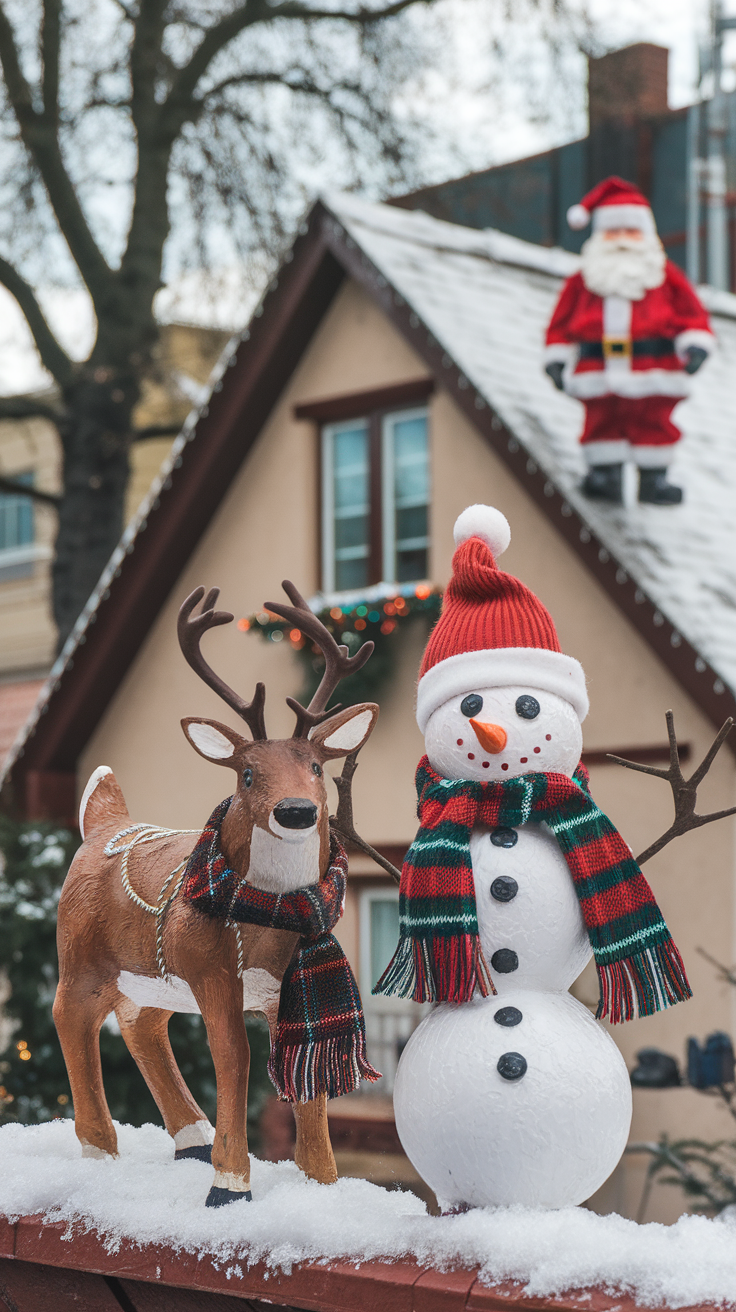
[177,586,267,740]
[263,580,375,738]
[609,711,736,865]
[330,751,401,884]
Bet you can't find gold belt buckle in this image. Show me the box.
[603,336,632,361]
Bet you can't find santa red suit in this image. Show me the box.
[544,178,714,505]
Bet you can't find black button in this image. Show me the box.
[491,948,518,973]
[494,1006,522,1027]
[497,1051,527,1081]
[490,827,517,848]
[491,876,518,902]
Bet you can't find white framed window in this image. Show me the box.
[359,886,427,1093]
[321,407,429,593]
[321,418,370,593]
[381,407,430,585]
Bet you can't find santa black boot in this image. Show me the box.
[638,467,683,505]
[581,463,623,503]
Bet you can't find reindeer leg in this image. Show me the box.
[195,982,252,1207]
[293,1093,337,1184]
[114,998,215,1162]
[53,981,118,1158]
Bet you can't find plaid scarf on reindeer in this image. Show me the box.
[183,797,380,1102]
[374,756,691,1024]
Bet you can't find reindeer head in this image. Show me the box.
[178,583,378,893]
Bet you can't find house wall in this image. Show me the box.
[80,277,736,1225]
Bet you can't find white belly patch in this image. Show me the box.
[117,967,282,1015]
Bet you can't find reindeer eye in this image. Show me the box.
[312,762,322,777]
[243,768,253,788]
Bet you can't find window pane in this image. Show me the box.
[0,472,34,551]
[330,424,369,591]
[391,415,428,582]
[370,899,400,989]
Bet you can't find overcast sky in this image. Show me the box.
[1,0,734,396]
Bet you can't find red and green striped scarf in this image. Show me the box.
[374,756,691,1024]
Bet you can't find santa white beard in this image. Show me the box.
[580,231,666,300]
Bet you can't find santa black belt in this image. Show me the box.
[578,337,675,360]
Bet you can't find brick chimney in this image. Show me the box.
[588,44,669,129]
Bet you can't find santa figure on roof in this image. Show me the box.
[544,177,714,505]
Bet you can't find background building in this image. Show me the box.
[392,43,736,289]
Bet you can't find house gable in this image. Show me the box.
[3,196,735,822]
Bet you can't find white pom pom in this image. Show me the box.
[453,505,511,558]
[567,204,590,231]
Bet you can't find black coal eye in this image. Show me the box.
[461,694,483,717]
[312,762,322,777]
[243,768,253,788]
[515,695,540,720]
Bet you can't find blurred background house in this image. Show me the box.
[393,42,736,289]
[0,323,229,784]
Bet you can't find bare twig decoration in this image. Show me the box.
[330,751,401,884]
[609,712,736,865]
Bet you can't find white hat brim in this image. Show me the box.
[416,647,589,732]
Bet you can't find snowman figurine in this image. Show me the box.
[376,505,691,1211]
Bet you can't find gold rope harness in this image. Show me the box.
[105,824,244,981]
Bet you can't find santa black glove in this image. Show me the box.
[684,346,708,375]
[545,361,565,391]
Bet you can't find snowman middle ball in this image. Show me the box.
[393,990,632,1210]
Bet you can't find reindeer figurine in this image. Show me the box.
[54,581,383,1207]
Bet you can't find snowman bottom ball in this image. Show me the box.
[393,990,632,1210]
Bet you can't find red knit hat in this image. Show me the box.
[567,176,655,236]
[415,506,588,732]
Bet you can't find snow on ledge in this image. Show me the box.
[1,1122,736,1308]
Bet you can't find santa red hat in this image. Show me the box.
[415,506,589,733]
[567,176,656,237]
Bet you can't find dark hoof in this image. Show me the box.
[205,1185,252,1208]
[175,1144,212,1163]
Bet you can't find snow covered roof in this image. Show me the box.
[3,192,735,808]
[327,192,736,708]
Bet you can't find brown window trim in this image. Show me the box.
[582,742,691,767]
[304,380,432,590]
[294,377,434,423]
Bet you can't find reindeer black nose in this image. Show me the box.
[273,798,318,829]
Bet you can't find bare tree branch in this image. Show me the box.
[0,254,74,387]
[168,0,426,115]
[133,423,182,440]
[0,476,60,506]
[268,0,431,22]
[0,394,63,424]
[0,3,113,308]
[610,712,736,864]
[41,0,61,125]
[330,751,402,882]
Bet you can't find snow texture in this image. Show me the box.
[325,194,736,702]
[2,1121,736,1308]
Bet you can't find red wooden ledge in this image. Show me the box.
[0,1214,726,1312]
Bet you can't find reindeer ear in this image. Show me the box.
[309,704,379,759]
[182,718,249,765]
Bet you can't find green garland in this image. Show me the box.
[241,585,443,709]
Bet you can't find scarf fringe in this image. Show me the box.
[596,937,692,1024]
[374,933,496,1003]
[268,1033,381,1104]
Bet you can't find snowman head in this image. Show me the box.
[425,685,582,781]
[417,505,588,781]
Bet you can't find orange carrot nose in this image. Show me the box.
[469,719,508,754]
